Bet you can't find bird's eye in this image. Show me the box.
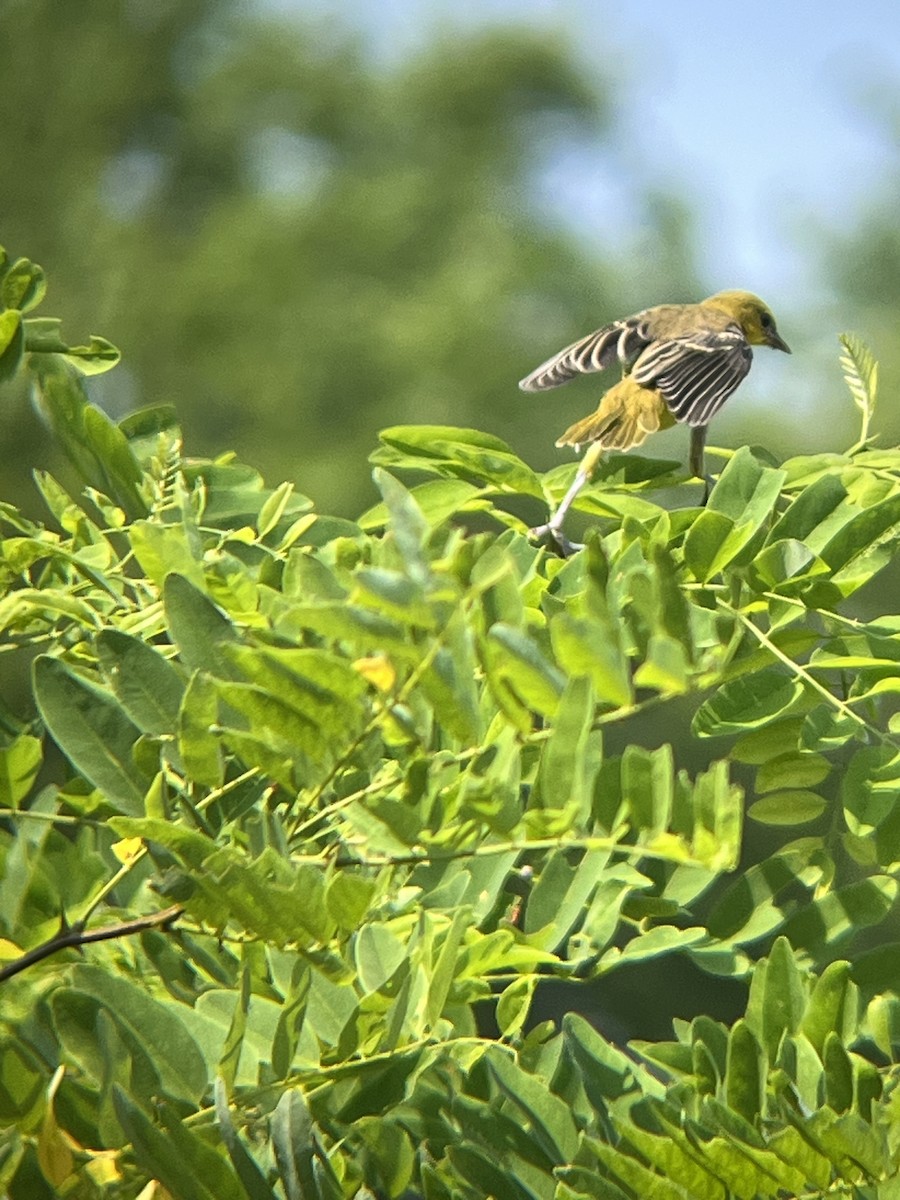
[760,312,773,330]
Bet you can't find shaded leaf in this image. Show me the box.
[33,656,147,814]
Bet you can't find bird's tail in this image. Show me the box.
[555,377,673,452]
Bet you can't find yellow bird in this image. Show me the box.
[519,290,790,550]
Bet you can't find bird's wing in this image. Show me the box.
[632,327,752,427]
[518,311,656,392]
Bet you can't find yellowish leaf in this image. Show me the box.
[0,937,23,961]
[111,836,144,863]
[353,654,396,692]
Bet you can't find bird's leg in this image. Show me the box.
[530,443,604,555]
[689,425,712,505]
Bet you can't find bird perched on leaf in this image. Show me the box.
[519,290,790,552]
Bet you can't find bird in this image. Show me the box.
[519,290,790,552]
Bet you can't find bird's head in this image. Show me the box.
[705,290,791,353]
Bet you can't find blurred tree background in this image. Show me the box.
[2,0,898,518]
[0,0,706,517]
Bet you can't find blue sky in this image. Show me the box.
[283,0,900,308]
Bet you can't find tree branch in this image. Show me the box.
[0,905,184,984]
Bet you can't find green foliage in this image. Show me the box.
[4,259,900,1196]
[841,333,879,451]
[0,246,118,381]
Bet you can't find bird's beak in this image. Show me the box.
[768,330,791,353]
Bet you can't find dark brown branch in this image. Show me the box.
[0,904,184,984]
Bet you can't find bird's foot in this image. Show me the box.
[527,523,583,557]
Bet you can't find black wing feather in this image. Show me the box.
[518,311,656,392]
[518,324,621,391]
[632,327,751,427]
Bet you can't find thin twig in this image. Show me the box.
[0,904,184,984]
[718,599,882,738]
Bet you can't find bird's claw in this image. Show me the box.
[528,523,583,557]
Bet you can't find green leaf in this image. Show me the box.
[283,550,348,601]
[379,424,514,456]
[483,623,565,724]
[759,936,806,1060]
[96,629,185,736]
[0,309,24,382]
[565,1012,666,1102]
[684,448,785,580]
[524,848,612,947]
[749,538,831,597]
[747,792,827,826]
[165,573,242,678]
[822,1032,854,1112]
[586,1133,688,1200]
[256,481,296,540]
[354,1118,415,1196]
[353,567,435,624]
[271,1090,318,1200]
[326,873,378,933]
[781,876,897,954]
[0,1038,44,1126]
[620,744,674,836]
[271,964,313,1079]
[821,493,900,593]
[549,611,633,709]
[768,471,849,546]
[496,976,536,1038]
[114,1088,243,1200]
[725,1020,764,1124]
[269,598,411,655]
[800,960,855,1055]
[693,669,805,737]
[447,1143,533,1200]
[485,1047,579,1162]
[33,359,143,511]
[426,906,468,1027]
[178,671,224,788]
[372,468,430,582]
[755,751,830,793]
[54,965,208,1103]
[839,333,878,443]
[224,645,368,744]
[215,1078,279,1200]
[607,924,708,966]
[360,478,490,531]
[842,746,900,835]
[218,968,251,1093]
[118,402,180,441]
[22,315,68,355]
[355,924,406,993]
[532,675,600,817]
[683,509,736,582]
[59,334,121,375]
[731,717,804,764]
[33,656,148,814]
[0,734,43,808]
[605,1111,726,1200]
[706,840,823,944]
[632,633,689,694]
[2,256,46,311]
[419,619,483,744]
[801,705,861,754]
[129,520,205,589]
[376,425,544,497]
